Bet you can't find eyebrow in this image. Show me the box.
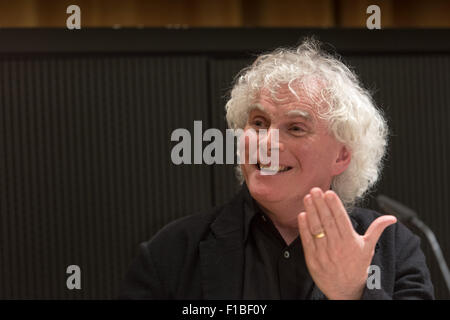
[252,103,265,112]
[249,105,312,122]
[286,109,311,121]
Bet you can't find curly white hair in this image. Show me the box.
[225,38,388,208]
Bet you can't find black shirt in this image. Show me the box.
[242,186,315,299]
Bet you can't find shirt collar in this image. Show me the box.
[241,183,360,242]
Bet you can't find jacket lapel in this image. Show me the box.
[199,190,246,299]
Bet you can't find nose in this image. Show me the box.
[260,127,284,156]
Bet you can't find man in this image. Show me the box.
[119,39,434,299]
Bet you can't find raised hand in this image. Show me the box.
[297,187,397,300]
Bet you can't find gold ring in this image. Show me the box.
[314,231,326,239]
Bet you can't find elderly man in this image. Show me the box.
[120,39,434,300]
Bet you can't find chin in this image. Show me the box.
[243,164,294,202]
[246,175,288,203]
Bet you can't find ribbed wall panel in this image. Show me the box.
[0,54,212,299]
[346,54,450,300]
[209,57,253,206]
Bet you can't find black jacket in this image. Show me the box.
[119,186,434,299]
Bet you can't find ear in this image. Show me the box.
[331,145,351,176]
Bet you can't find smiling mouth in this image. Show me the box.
[256,162,293,174]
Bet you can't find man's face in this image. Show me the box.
[241,85,350,208]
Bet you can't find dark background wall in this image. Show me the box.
[0,29,449,299]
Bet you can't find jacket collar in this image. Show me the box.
[199,185,247,299]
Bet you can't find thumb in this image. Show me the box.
[364,215,397,249]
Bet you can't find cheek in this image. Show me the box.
[290,141,333,169]
[289,141,311,164]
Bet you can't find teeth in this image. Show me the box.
[259,164,289,172]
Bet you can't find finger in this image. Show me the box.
[303,194,331,267]
[303,193,325,239]
[364,215,397,249]
[303,192,331,266]
[297,212,316,254]
[324,190,355,240]
[310,188,341,245]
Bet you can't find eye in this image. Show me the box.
[251,117,268,129]
[289,125,307,136]
[254,120,263,127]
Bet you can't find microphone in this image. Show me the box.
[376,194,450,294]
